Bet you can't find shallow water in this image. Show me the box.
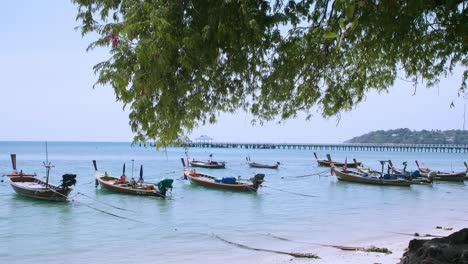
[0,141,466,263]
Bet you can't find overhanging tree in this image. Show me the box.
[72,0,467,147]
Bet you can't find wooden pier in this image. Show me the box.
[184,142,468,153]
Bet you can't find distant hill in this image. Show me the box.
[345,128,468,144]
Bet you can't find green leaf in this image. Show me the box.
[324,32,338,39]
[346,3,355,20]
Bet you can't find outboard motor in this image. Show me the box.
[61,174,77,188]
[252,173,265,189]
[428,171,437,180]
[157,178,174,197]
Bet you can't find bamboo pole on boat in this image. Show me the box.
[43,141,54,188]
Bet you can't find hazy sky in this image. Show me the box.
[1,1,466,143]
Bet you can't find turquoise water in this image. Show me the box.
[0,141,467,263]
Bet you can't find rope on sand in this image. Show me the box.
[264,233,392,254]
[389,231,443,238]
[214,234,320,259]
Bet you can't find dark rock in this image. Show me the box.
[400,228,468,264]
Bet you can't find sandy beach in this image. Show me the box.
[256,223,465,264]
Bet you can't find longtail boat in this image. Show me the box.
[356,159,431,185]
[183,168,265,192]
[332,161,412,187]
[186,153,226,169]
[246,156,280,169]
[314,153,360,168]
[93,160,173,198]
[415,160,465,182]
[188,159,226,169]
[8,147,77,201]
[9,175,76,201]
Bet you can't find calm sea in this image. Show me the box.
[0,141,466,263]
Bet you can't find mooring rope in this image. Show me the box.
[262,185,316,197]
[294,170,330,178]
[77,202,144,223]
[159,171,176,175]
[47,188,143,223]
[77,192,135,212]
[214,234,319,259]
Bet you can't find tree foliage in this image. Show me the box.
[72,0,467,147]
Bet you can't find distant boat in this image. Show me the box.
[93,160,173,198]
[332,166,412,187]
[246,156,280,169]
[314,153,360,168]
[188,159,226,169]
[415,160,465,182]
[183,168,264,192]
[187,154,226,169]
[8,150,77,201]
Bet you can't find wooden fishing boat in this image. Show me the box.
[9,175,75,201]
[248,162,280,169]
[188,158,226,169]
[356,160,431,185]
[183,168,264,192]
[356,168,431,184]
[5,154,37,177]
[314,153,360,168]
[93,160,173,198]
[246,157,280,169]
[332,167,412,187]
[415,160,465,182]
[7,149,76,201]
